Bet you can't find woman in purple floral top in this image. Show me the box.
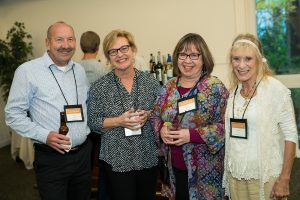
[150,33,229,200]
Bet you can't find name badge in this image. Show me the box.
[230,118,248,139]
[64,105,84,122]
[124,128,142,137]
[178,95,198,114]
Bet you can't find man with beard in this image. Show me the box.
[5,21,92,200]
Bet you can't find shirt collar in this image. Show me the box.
[43,51,75,70]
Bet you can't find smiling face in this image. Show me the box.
[108,36,135,72]
[177,44,203,80]
[46,22,76,67]
[231,47,258,85]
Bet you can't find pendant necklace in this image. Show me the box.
[237,82,256,115]
[233,78,263,119]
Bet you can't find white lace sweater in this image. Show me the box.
[223,76,298,200]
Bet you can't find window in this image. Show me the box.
[256,0,300,74]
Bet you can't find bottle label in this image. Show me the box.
[151,72,157,79]
[156,69,162,81]
[167,69,173,79]
[163,73,168,84]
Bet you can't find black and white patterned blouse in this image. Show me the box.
[87,69,161,172]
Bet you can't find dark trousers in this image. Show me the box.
[90,132,110,200]
[34,139,92,200]
[98,160,110,200]
[173,167,189,200]
[103,162,158,200]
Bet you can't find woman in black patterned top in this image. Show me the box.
[87,29,160,200]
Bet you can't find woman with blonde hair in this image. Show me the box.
[223,33,298,200]
[87,29,160,200]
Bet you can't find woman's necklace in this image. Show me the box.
[237,82,256,115]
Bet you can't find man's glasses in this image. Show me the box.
[108,45,130,56]
[178,53,201,60]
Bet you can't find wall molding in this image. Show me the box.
[233,0,256,34]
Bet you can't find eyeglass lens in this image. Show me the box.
[108,45,130,56]
[178,53,201,60]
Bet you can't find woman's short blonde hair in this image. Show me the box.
[102,29,137,61]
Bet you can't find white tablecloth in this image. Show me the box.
[11,131,34,170]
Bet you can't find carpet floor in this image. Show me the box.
[0,144,299,200]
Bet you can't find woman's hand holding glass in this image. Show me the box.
[117,108,141,130]
[160,124,190,146]
[117,108,150,130]
[135,109,150,128]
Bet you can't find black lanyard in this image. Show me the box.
[49,64,78,105]
[232,78,262,119]
[113,70,139,112]
[176,71,206,98]
[174,72,206,125]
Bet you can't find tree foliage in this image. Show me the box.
[0,22,33,102]
[256,0,300,74]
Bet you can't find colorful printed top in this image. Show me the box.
[150,74,228,200]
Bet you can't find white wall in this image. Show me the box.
[0,0,256,146]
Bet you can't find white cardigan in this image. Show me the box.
[223,76,298,200]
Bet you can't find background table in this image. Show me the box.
[11,131,34,170]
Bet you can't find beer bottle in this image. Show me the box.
[59,112,69,135]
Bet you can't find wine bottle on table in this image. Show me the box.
[155,51,163,85]
[166,54,173,80]
[150,53,156,78]
[162,55,168,84]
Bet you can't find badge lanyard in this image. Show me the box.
[174,71,206,125]
[49,64,78,105]
[232,78,262,119]
[176,71,206,99]
[113,70,140,113]
[229,78,262,139]
[113,70,142,137]
[49,64,84,122]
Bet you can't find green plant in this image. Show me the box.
[256,0,300,74]
[0,21,33,102]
